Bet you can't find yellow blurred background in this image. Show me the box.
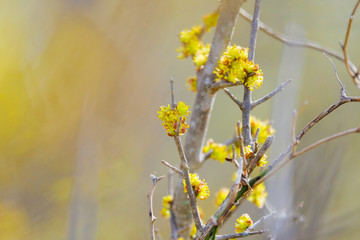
[0,0,359,239]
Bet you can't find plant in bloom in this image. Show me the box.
[183,173,210,200]
[257,154,268,167]
[160,195,173,219]
[250,116,275,144]
[193,43,211,70]
[203,139,228,163]
[247,182,267,208]
[177,25,203,59]
[186,76,197,92]
[157,101,191,136]
[214,45,263,91]
[235,214,253,233]
[202,10,219,31]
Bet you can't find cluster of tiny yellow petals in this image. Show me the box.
[250,116,275,144]
[193,44,211,70]
[214,45,263,91]
[257,154,268,167]
[203,139,228,163]
[247,183,267,208]
[244,145,254,159]
[186,76,197,92]
[183,173,210,200]
[190,223,197,238]
[160,195,173,218]
[157,101,191,137]
[235,214,253,233]
[177,238,185,240]
[177,25,203,59]
[203,10,219,31]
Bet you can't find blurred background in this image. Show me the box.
[0,0,359,239]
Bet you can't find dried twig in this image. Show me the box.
[246,212,276,232]
[216,230,269,239]
[251,79,292,109]
[340,0,360,87]
[147,174,166,240]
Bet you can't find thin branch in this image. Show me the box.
[239,8,360,85]
[223,88,244,110]
[237,121,246,169]
[170,78,176,109]
[210,80,244,92]
[242,0,261,146]
[251,79,292,109]
[253,128,260,143]
[148,174,166,240]
[216,230,268,239]
[341,0,360,87]
[246,212,276,232]
[161,160,184,176]
[323,52,345,91]
[291,101,308,155]
[248,136,274,173]
[294,126,360,158]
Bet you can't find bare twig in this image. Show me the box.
[239,8,360,85]
[246,212,276,232]
[251,79,292,109]
[148,174,166,240]
[216,230,269,239]
[294,126,360,158]
[242,0,261,146]
[223,88,244,110]
[210,80,244,92]
[341,0,360,87]
[291,101,308,155]
[253,128,260,143]
[161,160,184,176]
[237,121,246,169]
[323,52,345,91]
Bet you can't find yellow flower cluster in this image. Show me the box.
[157,101,191,137]
[177,25,203,59]
[235,214,253,233]
[203,10,219,31]
[190,223,197,238]
[203,139,228,163]
[244,145,268,167]
[183,173,210,200]
[186,76,197,92]
[160,195,173,219]
[214,45,264,91]
[250,116,275,144]
[193,44,211,70]
[247,183,267,208]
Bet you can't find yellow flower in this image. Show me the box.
[157,101,191,136]
[177,238,185,240]
[160,195,173,218]
[186,76,197,92]
[177,25,203,59]
[203,11,219,31]
[250,116,275,144]
[183,173,210,200]
[214,45,263,90]
[257,154,268,167]
[193,44,211,70]
[190,223,197,238]
[247,183,267,208]
[235,214,253,233]
[203,139,228,163]
[244,145,253,159]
